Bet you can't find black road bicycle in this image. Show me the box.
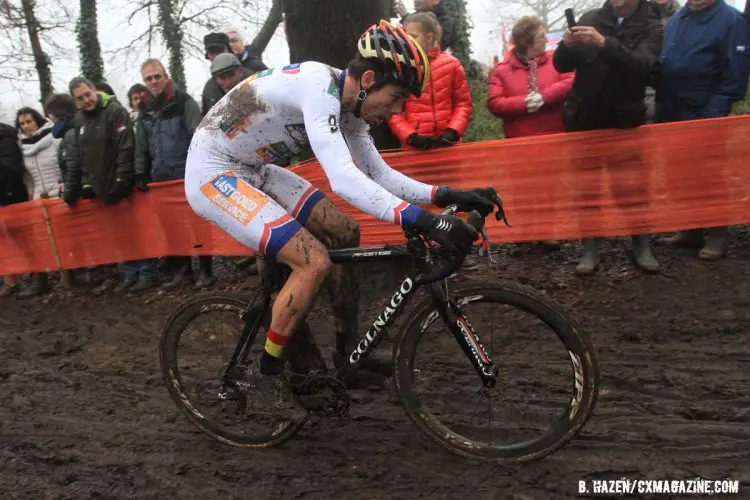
[159,195,600,463]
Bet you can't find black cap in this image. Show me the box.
[204,32,230,57]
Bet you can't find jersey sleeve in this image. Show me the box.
[343,116,437,205]
[298,67,425,227]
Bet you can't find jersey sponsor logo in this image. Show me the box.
[246,68,274,83]
[256,141,294,163]
[282,63,301,74]
[329,114,338,133]
[326,78,340,98]
[219,115,251,139]
[285,124,308,146]
[199,172,269,226]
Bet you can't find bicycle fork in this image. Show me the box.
[428,282,498,388]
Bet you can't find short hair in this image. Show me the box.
[346,57,386,83]
[511,16,545,53]
[43,94,77,122]
[15,107,46,132]
[403,11,443,43]
[225,27,243,40]
[69,76,95,95]
[127,83,148,100]
[141,58,167,75]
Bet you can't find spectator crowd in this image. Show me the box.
[1,0,749,299]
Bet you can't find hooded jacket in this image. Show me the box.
[66,92,135,205]
[20,120,61,199]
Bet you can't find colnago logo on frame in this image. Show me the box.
[349,277,414,364]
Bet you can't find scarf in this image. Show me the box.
[515,50,541,94]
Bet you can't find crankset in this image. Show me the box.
[294,372,351,418]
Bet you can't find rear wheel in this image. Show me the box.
[393,280,599,463]
[159,292,307,447]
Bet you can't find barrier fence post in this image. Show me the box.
[41,203,63,271]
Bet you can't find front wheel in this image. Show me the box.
[393,280,599,463]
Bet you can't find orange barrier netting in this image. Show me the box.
[2,115,749,275]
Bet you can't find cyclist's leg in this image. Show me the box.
[248,164,361,349]
[185,168,331,375]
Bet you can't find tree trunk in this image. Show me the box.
[77,0,105,84]
[157,0,186,90]
[284,0,401,149]
[250,0,284,53]
[20,0,53,102]
[442,0,473,76]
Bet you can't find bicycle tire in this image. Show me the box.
[393,280,599,463]
[159,292,307,448]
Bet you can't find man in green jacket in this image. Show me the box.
[66,76,136,295]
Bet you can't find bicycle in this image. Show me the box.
[159,192,600,463]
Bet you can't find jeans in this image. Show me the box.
[121,259,159,282]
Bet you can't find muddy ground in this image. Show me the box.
[1,230,749,500]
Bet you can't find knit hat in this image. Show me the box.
[211,53,242,76]
[204,32,230,58]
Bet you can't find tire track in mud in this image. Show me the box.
[1,233,749,499]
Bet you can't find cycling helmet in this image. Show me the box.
[356,20,430,98]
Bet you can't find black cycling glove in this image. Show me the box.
[434,186,495,217]
[413,209,478,256]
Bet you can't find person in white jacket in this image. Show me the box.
[16,107,61,199]
[15,107,62,297]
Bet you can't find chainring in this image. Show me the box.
[295,373,351,418]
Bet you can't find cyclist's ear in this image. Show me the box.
[361,70,378,90]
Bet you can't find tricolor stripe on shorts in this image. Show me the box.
[259,214,302,258]
[292,186,325,225]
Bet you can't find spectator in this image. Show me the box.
[487,16,574,251]
[95,82,117,98]
[202,32,254,115]
[387,12,471,151]
[553,0,663,275]
[44,93,81,292]
[135,58,212,290]
[15,106,61,297]
[66,76,136,295]
[210,53,248,93]
[226,27,269,73]
[655,0,750,260]
[0,122,32,298]
[394,0,455,52]
[644,0,681,122]
[487,16,574,139]
[127,83,148,122]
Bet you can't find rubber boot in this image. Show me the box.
[699,226,729,261]
[162,258,193,290]
[631,235,660,273]
[575,238,600,275]
[58,270,74,290]
[195,256,215,289]
[657,229,704,249]
[19,273,48,298]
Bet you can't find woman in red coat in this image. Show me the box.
[487,17,573,139]
[387,12,472,150]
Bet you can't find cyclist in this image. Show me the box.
[185,20,497,416]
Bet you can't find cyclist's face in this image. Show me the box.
[362,82,410,126]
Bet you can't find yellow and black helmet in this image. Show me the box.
[356,20,430,97]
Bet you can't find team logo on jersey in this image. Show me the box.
[285,124,308,145]
[282,63,301,74]
[246,68,274,83]
[200,172,269,226]
[256,141,294,163]
[219,115,251,139]
[326,79,339,98]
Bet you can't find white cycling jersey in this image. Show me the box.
[185,61,437,257]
